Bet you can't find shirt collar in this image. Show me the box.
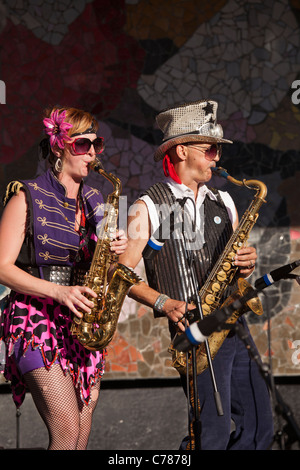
[164,176,218,203]
[48,169,84,200]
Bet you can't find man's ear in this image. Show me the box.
[174,144,188,161]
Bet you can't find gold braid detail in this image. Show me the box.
[3,181,24,207]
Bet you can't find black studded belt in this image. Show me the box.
[25,265,88,286]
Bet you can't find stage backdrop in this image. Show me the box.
[0,0,300,381]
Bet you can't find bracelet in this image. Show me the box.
[153,294,170,313]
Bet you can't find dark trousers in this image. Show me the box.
[180,320,274,450]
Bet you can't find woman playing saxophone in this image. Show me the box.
[0,106,127,450]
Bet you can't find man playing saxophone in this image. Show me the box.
[119,100,274,450]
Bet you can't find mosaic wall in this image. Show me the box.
[1,0,300,380]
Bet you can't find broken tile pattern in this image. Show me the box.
[2,0,93,45]
[0,0,300,381]
[136,0,300,132]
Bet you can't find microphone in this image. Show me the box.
[173,261,300,353]
[173,309,229,352]
[254,260,300,290]
[173,288,258,352]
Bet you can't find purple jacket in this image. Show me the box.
[5,169,104,269]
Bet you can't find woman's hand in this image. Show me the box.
[53,229,128,318]
[110,229,128,255]
[52,285,98,319]
[235,246,257,276]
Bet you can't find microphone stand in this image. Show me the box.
[254,272,300,449]
[231,319,300,449]
[143,196,224,450]
[174,271,300,450]
[186,252,224,450]
[214,279,300,450]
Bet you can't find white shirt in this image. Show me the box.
[139,177,237,241]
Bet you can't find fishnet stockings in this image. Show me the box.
[24,364,100,450]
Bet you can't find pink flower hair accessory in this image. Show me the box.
[43,109,73,149]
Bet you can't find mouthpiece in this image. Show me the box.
[211,167,229,179]
[90,158,104,172]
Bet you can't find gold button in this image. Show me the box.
[63,202,69,208]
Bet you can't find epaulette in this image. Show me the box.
[3,181,24,207]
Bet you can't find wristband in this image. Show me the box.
[153,294,170,313]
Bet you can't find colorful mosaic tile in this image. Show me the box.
[0,1,145,164]
[1,0,300,379]
[136,0,300,135]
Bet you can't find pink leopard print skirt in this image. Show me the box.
[0,291,106,408]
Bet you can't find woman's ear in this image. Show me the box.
[52,146,63,159]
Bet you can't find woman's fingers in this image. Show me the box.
[55,285,97,318]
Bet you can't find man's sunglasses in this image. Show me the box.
[186,143,222,160]
[71,137,104,155]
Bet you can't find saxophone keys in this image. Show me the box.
[205,294,215,305]
[202,304,211,315]
[232,242,243,252]
[211,282,221,292]
[217,270,227,282]
[222,261,231,271]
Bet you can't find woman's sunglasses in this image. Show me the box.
[186,143,222,160]
[71,137,104,155]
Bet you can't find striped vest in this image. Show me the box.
[142,183,234,317]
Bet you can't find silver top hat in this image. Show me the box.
[154,99,232,161]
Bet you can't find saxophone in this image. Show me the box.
[70,159,141,351]
[168,167,267,376]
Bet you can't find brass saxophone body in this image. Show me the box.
[169,167,267,375]
[71,159,141,351]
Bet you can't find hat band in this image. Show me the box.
[163,122,223,142]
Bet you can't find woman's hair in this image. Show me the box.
[45,106,99,137]
[43,106,99,167]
